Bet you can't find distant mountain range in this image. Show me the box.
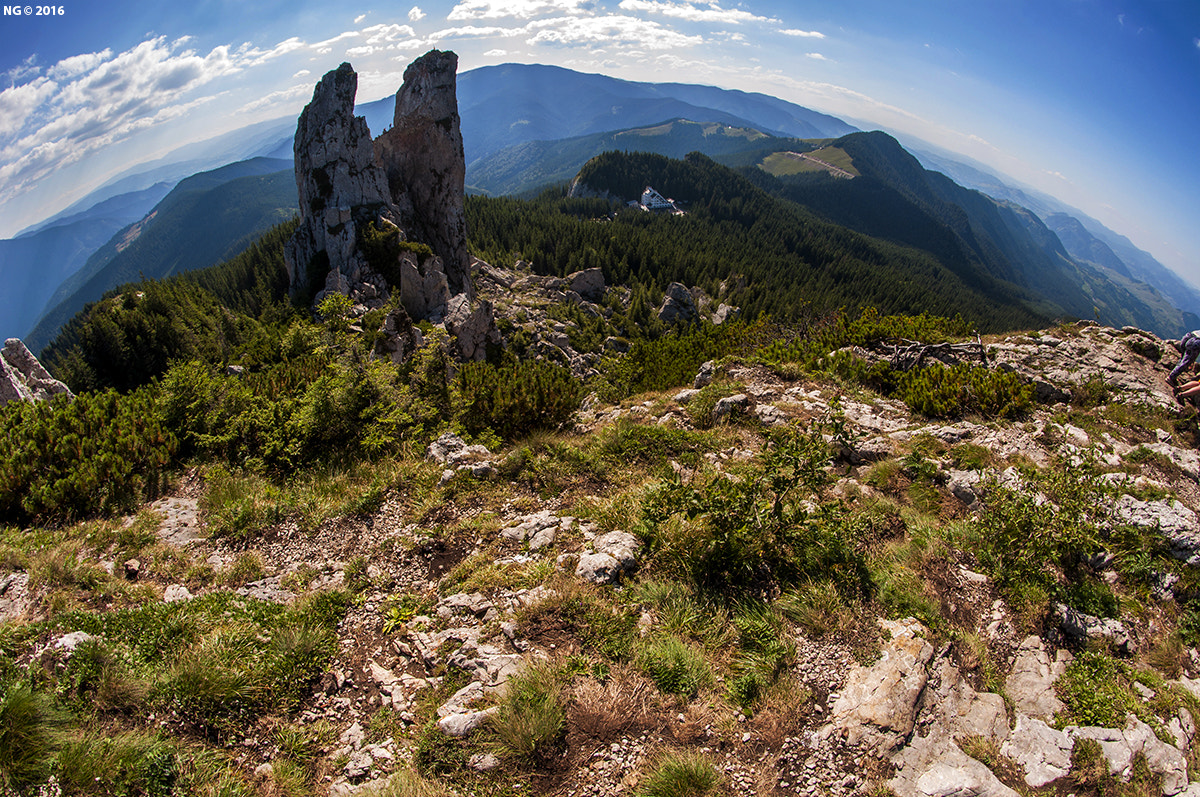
[24,158,294,353]
[6,60,1198,351]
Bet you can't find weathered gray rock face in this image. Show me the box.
[1004,635,1070,721]
[285,62,398,302]
[1055,603,1131,653]
[832,618,934,753]
[374,50,471,301]
[1067,716,1189,796]
[658,281,698,324]
[1001,715,1073,787]
[1113,494,1200,564]
[443,294,499,361]
[0,338,72,406]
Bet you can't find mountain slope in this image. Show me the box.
[751,131,1192,336]
[26,158,294,353]
[456,63,856,163]
[468,118,785,196]
[481,150,1047,331]
[0,183,175,340]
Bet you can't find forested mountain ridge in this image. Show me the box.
[502,150,1048,331]
[25,158,295,353]
[467,118,782,197]
[732,130,1196,337]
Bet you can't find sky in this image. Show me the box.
[1,0,1198,283]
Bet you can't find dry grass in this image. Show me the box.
[567,665,659,744]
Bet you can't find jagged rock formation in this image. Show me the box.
[374,50,471,301]
[285,63,398,303]
[0,337,72,406]
[285,51,495,360]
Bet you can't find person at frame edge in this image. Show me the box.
[1169,330,1200,400]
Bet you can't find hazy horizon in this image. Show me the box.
[2,0,1197,286]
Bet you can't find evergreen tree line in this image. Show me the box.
[465,152,1048,333]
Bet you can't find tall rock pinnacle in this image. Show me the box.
[285,62,398,301]
[285,52,495,359]
[375,50,472,301]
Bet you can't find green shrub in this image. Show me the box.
[1055,651,1143,730]
[640,423,867,599]
[456,359,582,441]
[489,662,566,761]
[968,465,1111,616]
[0,389,175,523]
[777,581,854,638]
[0,682,65,791]
[53,729,179,797]
[728,601,793,709]
[637,750,721,797]
[637,635,711,698]
[413,721,468,776]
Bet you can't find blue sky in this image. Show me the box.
[1,0,1198,284]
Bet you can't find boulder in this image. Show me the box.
[372,303,423,364]
[0,338,72,406]
[394,249,451,321]
[575,531,640,584]
[1055,603,1131,653]
[568,268,605,301]
[576,553,623,585]
[913,758,1021,797]
[658,281,698,324]
[443,293,499,362]
[713,393,751,422]
[832,618,934,753]
[438,707,497,737]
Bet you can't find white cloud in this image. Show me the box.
[293,69,311,78]
[448,0,590,20]
[617,0,777,25]
[525,14,703,49]
[409,6,426,21]
[806,52,828,61]
[4,55,41,86]
[355,14,366,23]
[241,37,307,67]
[362,23,418,43]
[0,36,267,208]
[236,84,310,114]
[485,48,509,56]
[429,24,526,40]
[781,28,825,39]
[46,50,112,80]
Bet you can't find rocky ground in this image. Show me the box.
[12,320,1200,797]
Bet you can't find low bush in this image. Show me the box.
[637,750,722,797]
[0,389,175,523]
[489,661,566,762]
[456,358,582,441]
[0,682,65,791]
[637,634,711,698]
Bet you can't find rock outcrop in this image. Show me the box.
[285,51,495,361]
[0,338,72,406]
[285,63,398,303]
[374,50,471,301]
